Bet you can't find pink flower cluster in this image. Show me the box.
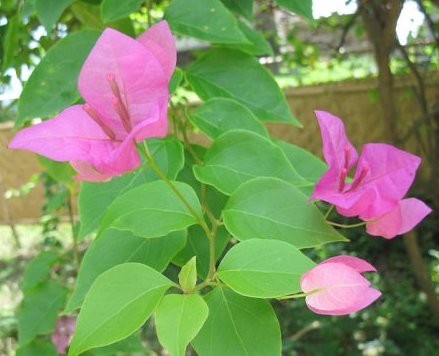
[300,111,431,316]
[9,22,176,181]
[311,111,431,239]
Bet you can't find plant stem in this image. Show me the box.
[145,0,152,27]
[277,289,321,300]
[67,188,79,271]
[324,204,334,219]
[140,141,212,239]
[326,220,367,229]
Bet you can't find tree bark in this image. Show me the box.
[359,0,439,326]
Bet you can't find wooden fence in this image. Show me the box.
[1,74,438,224]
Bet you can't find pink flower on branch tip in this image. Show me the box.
[51,315,76,354]
[300,255,381,316]
[9,21,176,182]
[310,110,431,238]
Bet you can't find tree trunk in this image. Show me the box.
[360,0,439,326]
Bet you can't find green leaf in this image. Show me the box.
[156,294,209,356]
[275,140,326,183]
[101,0,143,22]
[274,139,327,195]
[173,225,230,280]
[99,180,202,239]
[2,15,19,71]
[88,332,145,355]
[275,0,313,20]
[229,21,274,56]
[169,67,184,94]
[218,239,315,298]
[35,0,74,32]
[16,339,57,356]
[178,257,197,293]
[22,251,59,293]
[193,130,307,195]
[17,30,101,126]
[65,229,186,313]
[191,98,269,139]
[17,281,67,346]
[192,288,281,356]
[221,0,253,21]
[69,263,173,356]
[165,0,248,44]
[79,137,184,238]
[38,156,75,184]
[186,48,299,125]
[223,177,348,248]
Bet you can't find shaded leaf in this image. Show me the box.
[223,177,348,248]
[193,130,306,195]
[99,180,202,239]
[186,48,299,125]
[69,263,172,355]
[79,137,184,238]
[65,229,186,313]
[192,288,281,356]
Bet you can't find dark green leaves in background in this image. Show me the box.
[165,0,248,44]
[17,30,100,126]
[101,0,144,22]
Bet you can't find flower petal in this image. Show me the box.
[355,143,421,219]
[306,287,381,315]
[78,28,169,138]
[314,110,358,172]
[8,105,112,162]
[137,21,177,78]
[321,255,377,272]
[301,260,380,316]
[366,198,432,238]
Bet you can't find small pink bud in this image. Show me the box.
[300,255,381,315]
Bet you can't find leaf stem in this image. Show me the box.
[324,204,334,219]
[326,220,367,229]
[277,289,323,300]
[67,188,79,271]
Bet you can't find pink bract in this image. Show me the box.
[51,315,76,354]
[9,21,176,181]
[366,198,432,239]
[301,255,381,316]
[310,111,430,238]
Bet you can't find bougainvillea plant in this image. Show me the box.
[8,1,431,355]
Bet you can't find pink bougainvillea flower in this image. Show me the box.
[310,111,421,218]
[51,315,76,354]
[310,111,431,237]
[300,255,381,316]
[9,21,176,181]
[366,198,432,239]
